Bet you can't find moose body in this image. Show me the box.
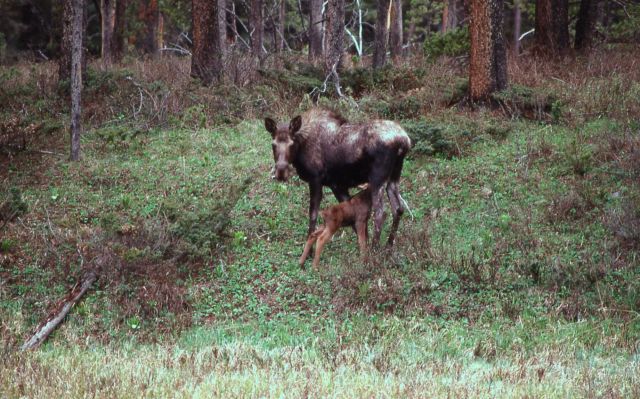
[265,108,411,247]
[299,187,372,269]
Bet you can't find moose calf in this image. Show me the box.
[299,187,372,270]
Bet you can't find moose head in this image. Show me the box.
[264,115,302,182]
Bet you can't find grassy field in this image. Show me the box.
[1,49,639,397]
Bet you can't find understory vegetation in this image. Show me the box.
[1,48,640,397]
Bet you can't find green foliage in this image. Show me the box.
[423,27,470,60]
[0,187,28,220]
[492,84,560,121]
[259,68,323,93]
[605,4,640,42]
[401,119,453,156]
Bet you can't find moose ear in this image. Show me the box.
[289,115,302,136]
[265,118,277,136]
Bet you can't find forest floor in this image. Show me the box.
[1,48,639,397]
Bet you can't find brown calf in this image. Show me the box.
[299,188,372,270]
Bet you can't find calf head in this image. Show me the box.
[264,115,302,182]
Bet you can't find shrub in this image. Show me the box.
[491,84,560,121]
[423,27,470,60]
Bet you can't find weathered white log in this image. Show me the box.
[21,271,97,351]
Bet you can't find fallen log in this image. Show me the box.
[21,270,98,351]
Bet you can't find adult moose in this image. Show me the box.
[264,108,411,247]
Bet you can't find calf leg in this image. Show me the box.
[312,228,335,270]
[300,228,323,267]
[355,219,369,261]
[385,181,405,247]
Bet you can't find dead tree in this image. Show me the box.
[372,0,390,69]
[21,271,97,350]
[469,0,508,101]
[70,0,84,161]
[191,0,224,84]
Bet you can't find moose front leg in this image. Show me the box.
[308,181,323,236]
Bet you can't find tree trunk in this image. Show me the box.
[513,0,521,53]
[309,0,323,62]
[59,0,87,83]
[113,0,127,60]
[276,0,286,52]
[442,0,467,32]
[101,0,116,66]
[250,0,264,57]
[575,0,596,50]
[217,0,227,55]
[441,0,457,32]
[138,0,159,55]
[324,0,344,93]
[191,0,224,84]
[469,0,507,102]
[372,0,390,69]
[389,0,403,62]
[70,0,84,161]
[534,0,569,55]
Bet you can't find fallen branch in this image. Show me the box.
[21,270,98,351]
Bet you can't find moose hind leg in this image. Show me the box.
[371,185,386,247]
[385,181,405,247]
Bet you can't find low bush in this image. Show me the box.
[423,27,470,60]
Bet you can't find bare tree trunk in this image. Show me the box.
[372,0,390,68]
[276,0,286,52]
[218,0,227,54]
[324,0,344,93]
[101,0,116,66]
[191,0,224,84]
[389,0,403,62]
[575,0,596,50]
[113,0,127,60]
[441,0,457,32]
[138,0,159,55]
[250,0,264,57]
[70,0,84,161]
[513,0,521,53]
[60,0,87,83]
[534,0,569,55]
[469,0,507,101]
[442,0,467,32]
[309,0,323,62]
